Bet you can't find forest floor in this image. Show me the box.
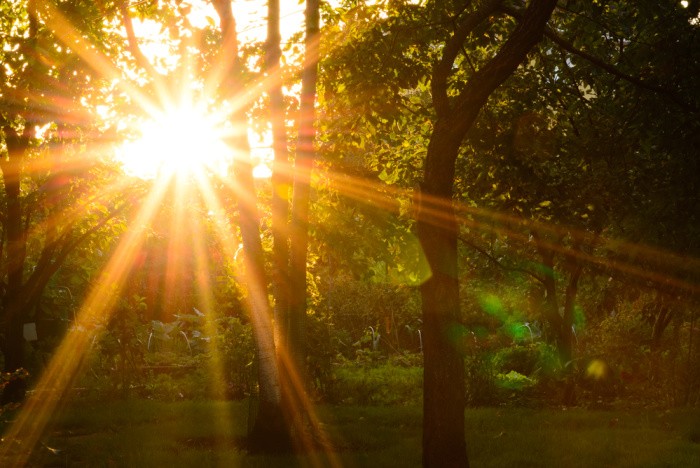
[1,399,699,467]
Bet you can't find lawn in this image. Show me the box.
[1,400,699,467]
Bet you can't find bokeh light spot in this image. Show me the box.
[587,359,609,380]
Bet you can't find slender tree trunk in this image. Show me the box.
[561,260,582,406]
[562,263,582,365]
[651,294,673,352]
[288,0,320,387]
[266,0,291,348]
[1,127,30,404]
[684,305,697,406]
[535,238,563,342]
[211,0,290,450]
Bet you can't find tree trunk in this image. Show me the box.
[417,1,557,465]
[1,313,26,404]
[266,0,291,348]
[561,261,583,406]
[235,112,290,451]
[650,294,673,352]
[562,264,582,366]
[211,0,290,451]
[288,0,320,392]
[416,120,468,468]
[1,127,30,404]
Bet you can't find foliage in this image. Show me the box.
[327,353,422,406]
[0,369,29,413]
[79,305,255,402]
[315,276,422,358]
[581,292,700,408]
[212,317,255,399]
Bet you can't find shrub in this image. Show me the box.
[492,345,539,376]
[213,317,254,399]
[496,370,536,391]
[465,353,499,406]
[328,355,422,405]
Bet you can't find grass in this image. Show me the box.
[1,400,699,467]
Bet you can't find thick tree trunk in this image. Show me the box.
[416,121,468,468]
[233,115,289,450]
[1,313,26,404]
[417,1,557,465]
[265,0,301,442]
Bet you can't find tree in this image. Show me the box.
[265,0,292,353]
[412,1,558,465]
[210,0,290,450]
[263,0,322,446]
[317,0,557,462]
[0,0,128,403]
[455,0,700,397]
[287,0,321,405]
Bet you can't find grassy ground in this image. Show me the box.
[1,400,699,467]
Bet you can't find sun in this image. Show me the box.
[117,103,232,180]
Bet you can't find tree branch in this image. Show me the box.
[120,1,169,99]
[451,0,558,131]
[211,0,240,90]
[500,5,697,113]
[432,0,502,117]
[457,235,545,285]
[543,27,697,113]
[19,201,129,310]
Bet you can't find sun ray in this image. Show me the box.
[5,4,697,466]
[188,200,235,436]
[192,172,341,464]
[266,162,700,296]
[38,0,161,117]
[0,176,171,465]
[160,179,190,319]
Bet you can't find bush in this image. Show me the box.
[496,370,536,391]
[213,317,254,399]
[328,354,422,405]
[492,345,539,376]
[465,353,499,406]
